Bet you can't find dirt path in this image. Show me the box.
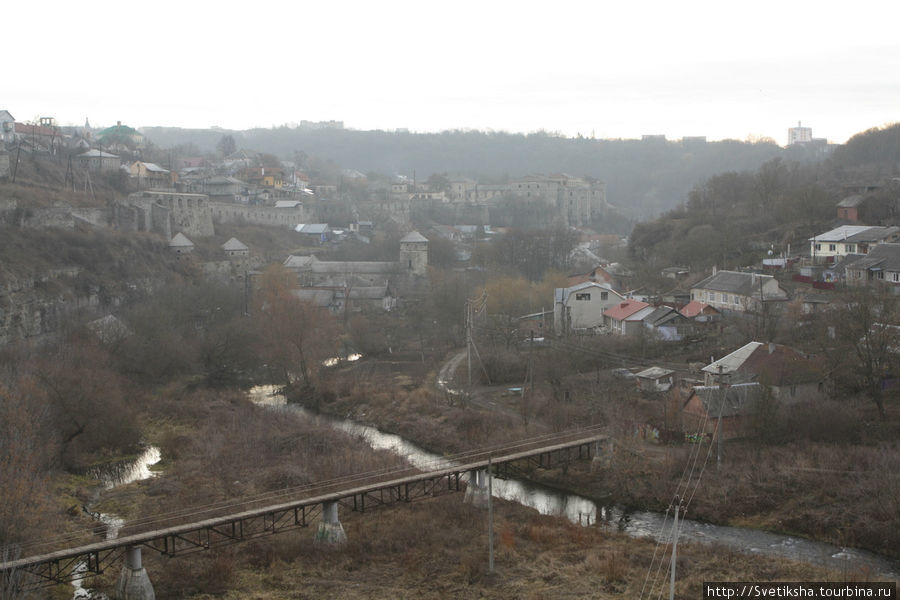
[436,348,551,431]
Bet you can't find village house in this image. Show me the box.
[661,266,690,280]
[294,223,332,244]
[602,299,655,335]
[566,262,630,290]
[129,161,175,189]
[642,306,694,341]
[690,270,787,313]
[682,383,763,440]
[14,120,65,152]
[553,281,627,334]
[76,149,120,172]
[836,195,864,222]
[701,341,825,402]
[808,225,900,263]
[679,300,721,322]
[841,243,900,286]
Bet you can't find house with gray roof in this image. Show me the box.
[635,366,675,392]
[642,306,694,341]
[294,223,332,243]
[690,270,787,313]
[842,243,900,286]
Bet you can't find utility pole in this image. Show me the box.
[487,456,494,573]
[466,299,472,387]
[715,365,729,471]
[670,495,682,600]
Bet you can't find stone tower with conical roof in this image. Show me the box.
[399,231,428,276]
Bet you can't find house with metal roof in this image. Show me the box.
[635,366,675,392]
[701,341,825,402]
[690,270,787,313]
[809,225,900,263]
[553,281,627,334]
[842,243,900,285]
[76,149,120,172]
[642,306,694,341]
[294,223,332,243]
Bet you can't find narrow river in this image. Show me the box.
[250,385,898,579]
[72,446,162,599]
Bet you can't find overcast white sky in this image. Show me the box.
[6,0,898,145]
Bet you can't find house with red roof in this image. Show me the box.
[680,300,721,321]
[602,299,655,335]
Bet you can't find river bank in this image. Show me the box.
[306,361,900,565]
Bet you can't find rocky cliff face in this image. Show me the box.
[0,270,103,345]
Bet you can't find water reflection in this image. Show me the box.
[248,386,898,578]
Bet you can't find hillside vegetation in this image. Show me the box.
[628,124,900,270]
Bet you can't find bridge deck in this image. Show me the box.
[1,430,606,584]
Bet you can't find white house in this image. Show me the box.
[553,281,627,333]
[809,225,900,263]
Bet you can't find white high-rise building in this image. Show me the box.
[788,121,813,146]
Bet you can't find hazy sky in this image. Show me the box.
[6,0,898,145]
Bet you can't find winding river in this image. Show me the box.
[250,385,898,579]
[72,446,162,599]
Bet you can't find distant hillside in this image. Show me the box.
[141,126,784,219]
[629,124,900,271]
[830,123,900,176]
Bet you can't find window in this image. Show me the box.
[600,292,608,300]
[723,294,730,303]
[846,244,855,253]
[734,296,740,305]
[575,293,591,301]
[829,244,836,252]
[893,273,900,283]
[814,244,822,252]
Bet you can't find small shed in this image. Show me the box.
[635,367,675,392]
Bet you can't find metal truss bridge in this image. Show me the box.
[1,428,607,591]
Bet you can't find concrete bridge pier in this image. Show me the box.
[591,439,613,472]
[315,501,347,545]
[115,546,155,600]
[464,469,490,508]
